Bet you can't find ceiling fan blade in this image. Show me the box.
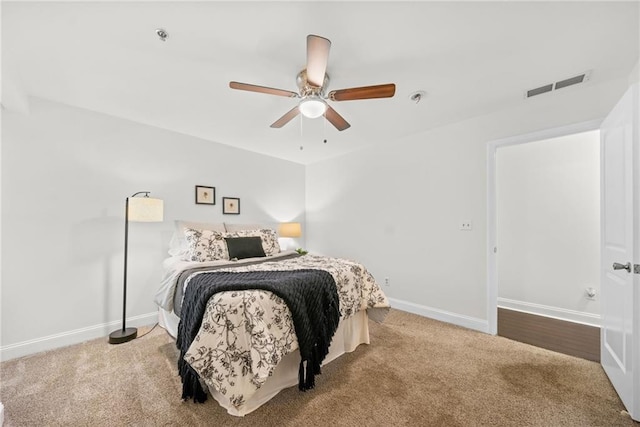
[306,35,331,87]
[229,81,298,98]
[324,106,351,131]
[328,83,396,101]
[270,106,300,128]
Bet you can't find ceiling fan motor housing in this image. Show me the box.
[297,69,329,97]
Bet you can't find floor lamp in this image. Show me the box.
[109,191,164,344]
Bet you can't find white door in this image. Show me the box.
[600,83,639,421]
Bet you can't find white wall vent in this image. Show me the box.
[525,70,591,98]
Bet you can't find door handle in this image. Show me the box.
[613,262,631,273]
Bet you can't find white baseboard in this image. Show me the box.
[0,312,158,362]
[497,297,601,327]
[389,298,489,334]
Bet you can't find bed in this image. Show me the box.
[154,221,390,416]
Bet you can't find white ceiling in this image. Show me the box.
[2,1,639,164]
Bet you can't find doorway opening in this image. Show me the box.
[487,120,601,360]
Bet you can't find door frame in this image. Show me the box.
[486,119,603,335]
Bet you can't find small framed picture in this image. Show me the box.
[195,186,215,205]
[222,197,240,215]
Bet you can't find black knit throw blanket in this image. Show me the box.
[176,269,340,403]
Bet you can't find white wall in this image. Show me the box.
[306,78,629,331]
[1,98,305,359]
[496,131,600,325]
[629,59,639,85]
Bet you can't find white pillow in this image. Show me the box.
[224,223,263,232]
[184,228,229,262]
[169,220,226,257]
[225,229,281,256]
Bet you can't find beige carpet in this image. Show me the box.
[1,309,637,426]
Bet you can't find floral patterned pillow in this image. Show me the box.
[225,229,280,256]
[184,228,229,262]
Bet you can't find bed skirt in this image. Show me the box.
[158,308,370,416]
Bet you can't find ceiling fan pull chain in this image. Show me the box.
[322,113,327,143]
[299,111,304,151]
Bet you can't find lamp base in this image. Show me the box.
[108,327,138,344]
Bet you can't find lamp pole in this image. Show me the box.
[122,194,129,333]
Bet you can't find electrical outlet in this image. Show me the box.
[459,220,472,231]
[384,277,390,287]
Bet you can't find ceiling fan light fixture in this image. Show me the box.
[299,97,327,118]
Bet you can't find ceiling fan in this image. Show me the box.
[229,35,396,131]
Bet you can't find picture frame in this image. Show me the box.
[222,197,240,215]
[195,186,215,205]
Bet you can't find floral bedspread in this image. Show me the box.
[181,254,389,410]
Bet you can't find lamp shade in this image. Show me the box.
[279,222,302,238]
[128,197,163,222]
